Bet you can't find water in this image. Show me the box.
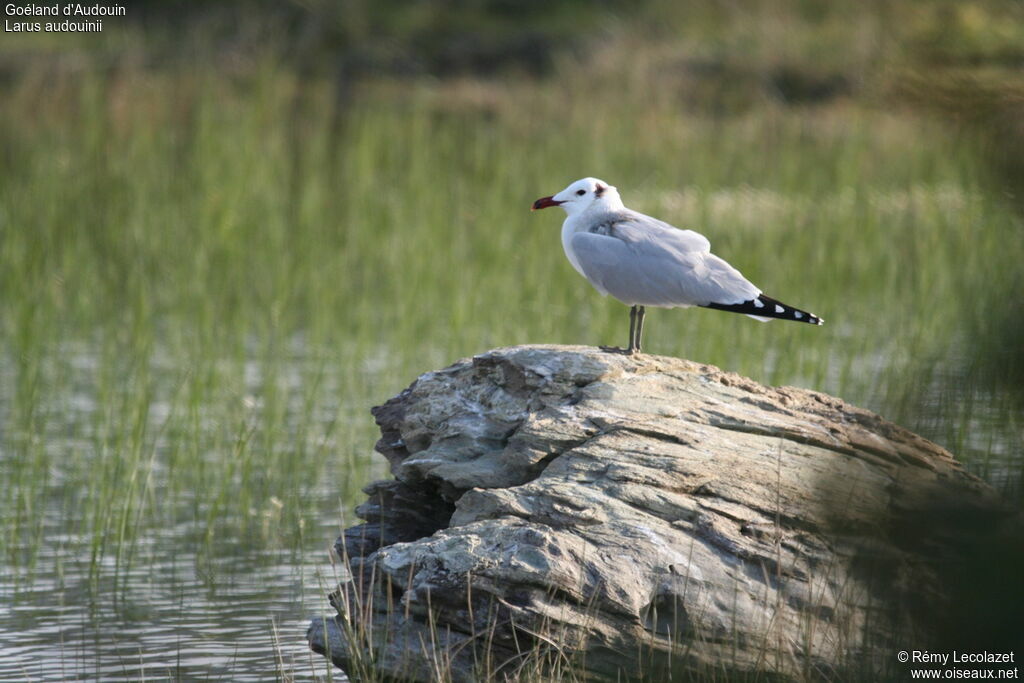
[0,343,384,682]
[0,534,335,681]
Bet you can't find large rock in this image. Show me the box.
[308,345,1010,681]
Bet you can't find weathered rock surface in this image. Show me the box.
[308,345,1009,681]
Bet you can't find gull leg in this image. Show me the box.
[628,305,637,351]
[627,305,638,353]
[630,306,646,354]
[601,305,637,355]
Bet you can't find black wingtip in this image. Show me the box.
[704,295,823,325]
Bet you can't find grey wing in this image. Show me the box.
[571,212,760,307]
[616,209,712,253]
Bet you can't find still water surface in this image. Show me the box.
[1,536,334,680]
[0,344,384,681]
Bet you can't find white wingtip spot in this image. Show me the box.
[794,311,803,319]
[774,304,784,314]
[753,299,765,309]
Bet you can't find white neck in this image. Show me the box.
[557,187,625,276]
[560,197,622,276]
[596,190,625,212]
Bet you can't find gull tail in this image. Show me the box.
[704,295,824,325]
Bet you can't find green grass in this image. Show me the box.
[1,3,1023,678]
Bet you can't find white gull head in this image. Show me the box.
[532,177,624,216]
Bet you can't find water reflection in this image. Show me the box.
[0,344,373,682]
[0,514,343,681]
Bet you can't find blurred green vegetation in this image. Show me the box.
[0,0,1022,677]
[2,0,1023,550]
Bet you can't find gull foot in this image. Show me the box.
[599,345,629,355]
[599,345,641,356]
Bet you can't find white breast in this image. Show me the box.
[560,215,587,277]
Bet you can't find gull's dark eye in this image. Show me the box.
[576,189,586,196]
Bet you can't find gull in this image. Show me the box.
[532,177,823,354]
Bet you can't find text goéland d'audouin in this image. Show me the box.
[5,3,125,33]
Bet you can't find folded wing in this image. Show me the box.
[570,211,760,308]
